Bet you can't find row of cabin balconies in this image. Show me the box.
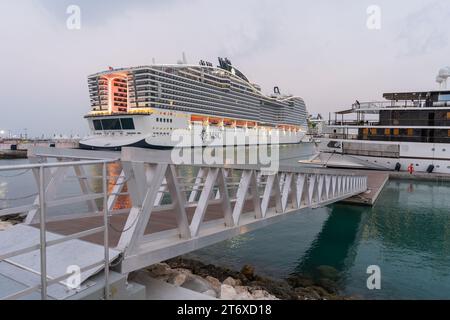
[90,103,108,109]
[113,83,127,89]
[134,71,236,96]
[137,72,261,105]
[131,79,257,107]
[88,84,108,91]
[128,87,260,112]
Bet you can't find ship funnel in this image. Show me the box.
[274,87,281,95]
[177,52,189,65]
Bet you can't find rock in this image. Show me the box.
[316,278,338,294]
[249,278,294,300]
[147,263,173,277]
[168,273,188,287]
[235,291,253,300]
[250,289,266,299]
[172,268,193,283]
[160,258,350,301]
[251,289,278,300]
[205,276,222,293]
[240,265,255,280]
[316,265,339,281]
[202,290,218,298]
[295,287,320,300]
[223,277,237,287]
[297,287,321,300]
[287,275,315,288]
[234,286,258,300]
[220,284,237,300]
[181,274,213,293]
[174,268,192,275]
[0,221,13,231]
[235,286,249,294]
[311,285,332,297]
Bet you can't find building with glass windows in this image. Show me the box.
[318,90,450,173]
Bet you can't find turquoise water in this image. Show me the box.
[187,180,450,300]
[1,154,450,299]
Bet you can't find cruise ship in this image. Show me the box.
[315,90,450,173]
[80,57,308,150]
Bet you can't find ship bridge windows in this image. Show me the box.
[93,120,103,131]
[121,118,135,130]
[100,118,121,130]
[93,118,135,131]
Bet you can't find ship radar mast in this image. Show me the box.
[217,57,249,82]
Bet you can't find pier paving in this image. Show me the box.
[339,171,389,206]
[34,198,277,248]
[389,171,450,182]
[339,169,450,206]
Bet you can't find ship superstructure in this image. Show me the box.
[318,90,450,173]
[80,57,308,150]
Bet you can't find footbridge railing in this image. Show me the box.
[114,148,368,273]
[0,147,368,294]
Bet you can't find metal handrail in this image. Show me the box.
[0,159,118,171]
[0,159,115,300]
[350,100,440,110]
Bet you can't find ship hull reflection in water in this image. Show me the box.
[89,162,131,211]
[291,204,365,288]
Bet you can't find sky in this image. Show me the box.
[1,0,450,137]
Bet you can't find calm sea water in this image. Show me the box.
[187,180,450,299]
[1,145,450,299]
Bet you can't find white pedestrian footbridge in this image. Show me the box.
[0,147,368,300]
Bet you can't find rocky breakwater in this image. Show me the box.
[131,258,355,300]
[0,215,24,230]
[0,221,13,231]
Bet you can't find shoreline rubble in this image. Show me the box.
[130,257,357,300]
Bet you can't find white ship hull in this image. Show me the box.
[80,109,306,150]
[317,139,450,174]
